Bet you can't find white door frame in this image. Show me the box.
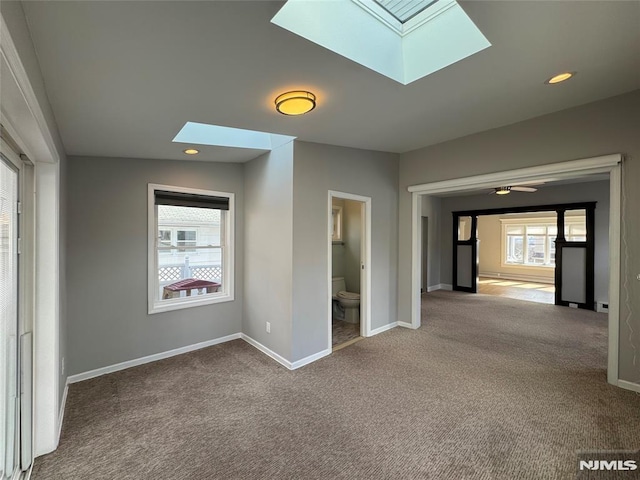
[328,191,372,350]
[407,154,623,387]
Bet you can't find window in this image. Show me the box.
[501,216,586,268]
[148,184,234,314]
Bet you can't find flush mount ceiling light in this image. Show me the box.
[490,186,538,195]
[183,148,199,155]
[275,91,316,116]
[495,186,511,195]
[545,71,576,85]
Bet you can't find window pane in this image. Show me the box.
[548,237,556,265]
[526,225,546,235]
[527,235,546,264]
[548,225,557,236]
[458,216,472,241]
[158,247,223,300]
[158,205,222,247]
[506,236,524,263]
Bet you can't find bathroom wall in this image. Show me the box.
[343,199,362,293]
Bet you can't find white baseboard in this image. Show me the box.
[397,321,415,329]
[427,284,452,292]
[290,348,331,369]
[56,380,69,447]
[67,333,242,384]
[617,379,640,394]
[240,333,292,369]
[369,322,397,336]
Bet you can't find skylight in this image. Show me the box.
[374,0,439,24]
[173,122,295,151]
[271,0,490,85]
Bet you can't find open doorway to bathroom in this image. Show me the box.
[328,191,371,352]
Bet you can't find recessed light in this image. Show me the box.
[545,72,576,85]
[275,91,316,116]
[183,148,199,155]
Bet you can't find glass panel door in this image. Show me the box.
[0,156,19,480]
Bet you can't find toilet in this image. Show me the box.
[331,277,360,324]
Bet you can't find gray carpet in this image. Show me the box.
[33,291,640,480]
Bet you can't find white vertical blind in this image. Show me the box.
[0,157,18,478]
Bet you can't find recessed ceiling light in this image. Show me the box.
[183,148,199,155]
[275,91,316,116]
[545,72,576,85]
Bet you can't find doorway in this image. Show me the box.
[408,154,623,386]
[1,137,33,480]
[328,191,371,351]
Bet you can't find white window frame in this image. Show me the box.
[148,183,234,314]
[500,215,586,269]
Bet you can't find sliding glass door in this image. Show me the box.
[1,155,20,480]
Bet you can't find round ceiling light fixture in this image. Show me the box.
[545,71,576,85]
[275,91,316,116]
[183,148,200,155]
[495,186,511,195]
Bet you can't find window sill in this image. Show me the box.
[148,292,234,315]
[501,263,555,270]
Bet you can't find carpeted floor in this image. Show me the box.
[33,291,640,480]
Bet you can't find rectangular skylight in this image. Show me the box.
[173,122,295,150]
[374,0,439,23]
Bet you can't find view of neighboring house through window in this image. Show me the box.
[502,215,586,268]
[148,185,234,314]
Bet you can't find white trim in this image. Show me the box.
[397,321,414,329]
[369,322,397,336]
[427,283,453,292]
[410,192,421,328]
[147,183,235,315]
[240,334,292,370]
[0,15,60,164]
[327,191,372,352]
[617,380,640,394]
[56,381,68,446]
[408,155,623,387]
[408,154,621,194]
[67,333,241,384]
[290,348,331,370]
[607,164,621,384]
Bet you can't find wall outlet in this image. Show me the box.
[569,303,578,309]
[266,322,271,334]
[596,302,609,313]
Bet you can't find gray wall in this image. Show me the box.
[291,141,399,362]
[1,0,69,407]
[67,156,244,375]
[398,90,640,383]
[421,195,442,289]
[342,199,362,293]
[243,143,294,361]
[439,180,610,303]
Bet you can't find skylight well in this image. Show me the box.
[271,0,490,85]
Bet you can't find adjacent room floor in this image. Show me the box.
[478,276,555,304]
[33,291,639,480]
[332,318,360,348]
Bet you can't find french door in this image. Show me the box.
[1,141,32,479]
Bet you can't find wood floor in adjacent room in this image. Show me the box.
[33,291,640,480]
[478,276,555,304]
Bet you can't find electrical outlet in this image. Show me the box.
[266,322,271,334]
[569,303,578,309]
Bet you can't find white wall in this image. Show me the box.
[399,90,640,383]
[243,143,294,361]
[291,141,399,362]
[67,156,244,375]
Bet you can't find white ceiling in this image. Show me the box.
[21,1,640,162]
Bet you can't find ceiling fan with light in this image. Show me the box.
[489,185,538,195]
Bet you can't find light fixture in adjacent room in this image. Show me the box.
[275,91,316,116]
[545,71,576,84]
[495,186,511,195]
[183,148,200,155]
